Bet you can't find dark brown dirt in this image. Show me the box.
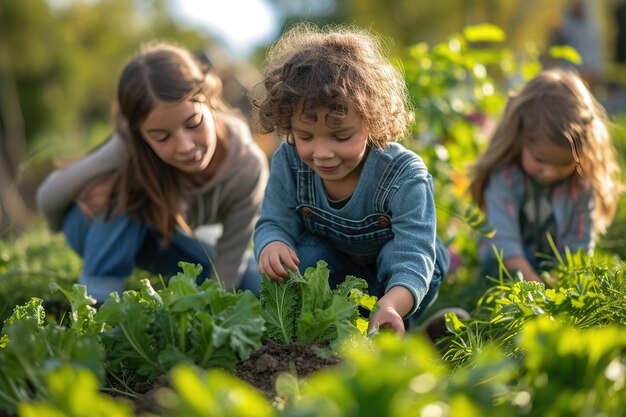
[235,340,342,400]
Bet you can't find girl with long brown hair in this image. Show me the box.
[37,42,268,302]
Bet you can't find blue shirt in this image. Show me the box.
[254,141,440,311]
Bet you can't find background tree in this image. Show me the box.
[0,0,215,236]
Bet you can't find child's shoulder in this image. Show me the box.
[490,163,524,183]
[373,142,427,172]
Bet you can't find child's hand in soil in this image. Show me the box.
[369,306,405,335]
[369,286,414,335]
[258,241,300,281]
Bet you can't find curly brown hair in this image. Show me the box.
[252,22,414,149]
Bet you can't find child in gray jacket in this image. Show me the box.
[469,69,622,282]
[37,42,268,302]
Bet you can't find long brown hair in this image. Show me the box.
[469,69,623,235]
[107,42,232,243]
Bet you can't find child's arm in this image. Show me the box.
[370,286,413,335]
[36,134,126,231]
[503,256,541,282]
[212,137,269,290]
[481,166,527,265]
[258,241,300,280]
[254,143,304,277]
[559,181,595,253]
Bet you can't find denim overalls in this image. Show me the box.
[283,145,448,325]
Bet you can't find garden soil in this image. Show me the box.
[129,340,341,415]
[235,340,342,400]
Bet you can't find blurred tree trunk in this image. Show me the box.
[0,37,35,236]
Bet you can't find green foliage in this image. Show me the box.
[0,226,81,326]
[16,365,134,417]
[124,318,626,417]
[548,45,583,66]
[515,317,626,417]
[158,365,277,417]
[597,114,626,260]
[91,262,265,382]
[260,260,370,346]
[442,248,626,368]
[280,332,517,417]
[401,23,538,286]
[0,298,105,415]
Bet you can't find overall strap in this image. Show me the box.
[372,151,416,213]
[289,146,316,206]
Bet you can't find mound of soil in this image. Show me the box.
[235,340,342,400]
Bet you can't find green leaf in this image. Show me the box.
[548,45,582,65]
[462,23,506,43]
[98,291,163,380]
[16,366,133,417]
[299,260,333,317]
[260,275,300,343]
[211,291,265,360]
[163,365,276,417]
[49,283,99,335]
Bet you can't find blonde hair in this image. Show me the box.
[469,68,623,235]
[252,22,413,149]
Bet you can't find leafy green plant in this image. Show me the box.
[280,332,517,417]
[441,247,626,368]
[260,260,373,346]
[514,316,626,417]
[0,298,105,415]
[90,262,265,383]
[9,314,621,417]
[16,365,134,417]
[0,227,82,327]
[157,364,277,417]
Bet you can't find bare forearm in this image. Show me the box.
[370,285,414,335]
[378,286,414,318]
[504,256,541,282]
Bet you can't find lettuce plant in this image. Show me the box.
[93,262,265,382]
[260,260,372,346]
[0,298,105,414]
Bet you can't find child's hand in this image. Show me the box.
[369,306,405,335]
[368,286,414,336]
[258,241,300,281]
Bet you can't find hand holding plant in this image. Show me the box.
[258,241,300,280]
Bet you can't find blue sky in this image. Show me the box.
[170,0,281,58]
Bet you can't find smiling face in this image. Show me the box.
[291,104,369,199]
[140,98,217,174]
[520,140,578,185]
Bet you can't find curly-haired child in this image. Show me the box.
[251,23,450,334]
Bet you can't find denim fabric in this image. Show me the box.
[255,142,449,321]
[63,204,261,302]
[296,231,447,327]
